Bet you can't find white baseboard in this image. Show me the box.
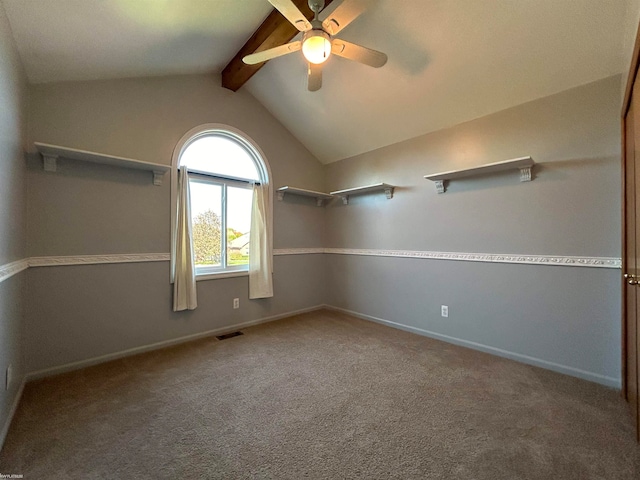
[0,377,26,453]
[26,305,325,382]
[324,305,621,389]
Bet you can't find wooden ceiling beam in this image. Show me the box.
[221,0,333,92]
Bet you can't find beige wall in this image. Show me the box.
[622,0,640,100]
[326,76,620,256]
[0,1,26,445]
[324,76,622,385]
[27,74,327,255]
[23,74,625,386]
[24,74,328,374]
[0,5,25,264]
[22,74,625,386]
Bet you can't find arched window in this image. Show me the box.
[171,125,271,280]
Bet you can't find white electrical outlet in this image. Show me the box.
[5,364,12,391]
[441,305,449,318]
[233,298,240,309]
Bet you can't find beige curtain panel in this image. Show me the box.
[249,183,273,299]
[173,169,198,311]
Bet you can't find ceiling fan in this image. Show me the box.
[243,0,387,91]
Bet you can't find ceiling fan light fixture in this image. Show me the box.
[302,30,331,64]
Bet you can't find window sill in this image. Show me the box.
[195,270,248,282]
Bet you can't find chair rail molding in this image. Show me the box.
[0,249,621,284]
[273,248,325,255]
[323,248,621,268]
[0,258,29,283]
[28,253,171,268]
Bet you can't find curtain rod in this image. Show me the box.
[180,167,261,185]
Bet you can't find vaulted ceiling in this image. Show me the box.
[1,0,629,163]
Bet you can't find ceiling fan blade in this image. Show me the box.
[243,41,301,65]
[322,0,370,35]
[308,63,322,91]
[331,39,387,68]
[268,0,312,32]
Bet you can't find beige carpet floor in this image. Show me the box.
[1,309,639,479]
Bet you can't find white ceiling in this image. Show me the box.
[1,0,272,82]
[1,0,629,164]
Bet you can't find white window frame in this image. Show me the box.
[170,124,272,282]
[188,173,253,277]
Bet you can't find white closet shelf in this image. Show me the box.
[34,142,170,186]
[330,183,395,205]
[424,156,534,193]
[276,186,335,207]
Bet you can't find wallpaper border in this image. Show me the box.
[0,248,622,284]
[0,258,29,283]
[28,253,171,267]
[323,248,622,269]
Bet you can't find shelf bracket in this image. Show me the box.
[519,166,532,182]
[276,190,324,207]
[330,183,395,204]
[34,142,170,185]
[384,187,394,199]
[426,156,534,193]
[152,170,166,186]
[42,153,58,172]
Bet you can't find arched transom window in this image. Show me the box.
[175,127,269,278]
